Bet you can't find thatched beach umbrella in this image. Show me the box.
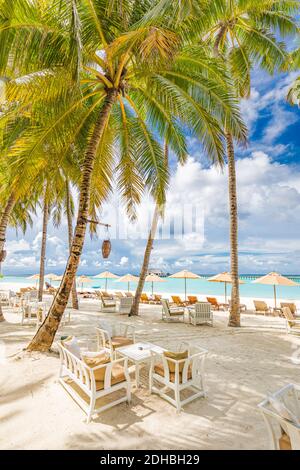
[116,273,139,292]
[27,273,40,287]
[145,273,166,295]
[94,271,119,291]
[77,275,91,292]
[252,272,297,308]
[207,272,245,303]
[169,270,202,300]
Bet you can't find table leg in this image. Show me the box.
[135,362,140,388]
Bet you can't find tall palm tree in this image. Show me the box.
[203,0,298,326]
[0,0,245,350]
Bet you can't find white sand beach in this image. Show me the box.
[1,296,300,450]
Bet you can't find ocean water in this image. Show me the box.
[1,274,300,301]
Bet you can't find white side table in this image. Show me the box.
[116,342,165,388]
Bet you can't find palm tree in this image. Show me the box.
[203,0,298,327]
[0,0,245,350]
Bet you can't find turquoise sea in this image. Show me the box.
[1,274,300,301]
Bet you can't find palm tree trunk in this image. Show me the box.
[38,188,49,302]
[130,205,160,316]
[66,179,79,309]
[226,131,240,327]
[0,192,16,322]
[27,91,117,351]
[130,144,168,316]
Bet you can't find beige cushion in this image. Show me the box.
[154,362,192,383]
[163,350,188,373]
[82,351,111,382]
[279,429,292,450]
[61,336,81,359]
[107,336,133,350]
[95,363,126,390]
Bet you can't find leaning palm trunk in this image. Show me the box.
[226,132,240,327]
[38,190,49,301]
[130,144,168,316]
[27,91,117,351]
[66,179,79,310]
[0,192,16,322]
[130,205,161,316]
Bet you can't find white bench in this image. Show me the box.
[57,342,131,423]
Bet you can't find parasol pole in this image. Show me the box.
[152,281,154,296]
[225,282,227,303]
[274,284,277,309]
[105,277,108,291]
[185,277,187,301]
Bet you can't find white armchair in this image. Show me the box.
[258,384,300,450]
[149,343,207,412]
[96,322,135,357]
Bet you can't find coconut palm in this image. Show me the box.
[0,1,245,349]
[202,0,298,327]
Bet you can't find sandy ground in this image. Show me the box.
[1,298,300,450]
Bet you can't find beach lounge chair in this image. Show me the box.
[171,295,187,306]
[99,293,116,312]
[96,322,135,357]
[188,302,213,326]
[140,293,151,303]
[161,299,185,322]
[282,307,300,334]
[280,302,297,316]
[117,296,133,314]
[57,339,131,423]
[114,291,125,299]
[187,295,198,305]
[206,297,228,310]
[153,294,162,303]
[258,384,300,450]
[124,292,134,298]
[253,300,272,315]
[149,343,207,412]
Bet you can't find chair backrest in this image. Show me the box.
[282,307,296,323]
[281,302,297,315]
[258,384,300,450]
[254,300,268,311]
[124,292,133,297]
[171,295,183,305]
[140,293,148,301]
[154,294,162,302]
[188,296,198,304]
[118,297,133,313]
[207,297,218,306]
[161,298,170,315]
[195,302,212,317]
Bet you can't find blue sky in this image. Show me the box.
[3,69,300,276]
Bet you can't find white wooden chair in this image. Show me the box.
[258,384,300,450]
[149,343,207,412]
[161,298,185,322]
[57,342,131,423]
[188,302,213,326]
[21,301,47,325]
[117,297,133,314]
[100,294,116,312]
[282,307,300,334]
[96,322,135,357]
[0,290,15,306]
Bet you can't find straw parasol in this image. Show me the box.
[27,273,40,287]
[52,274,63,281]
[169,269,202,300]
[94,271,119,291]
[252,272,298,308]
[77,275,91,292]
[145,273,166,295]
[207,272,245,303]
[116,273,139,292]
[45,273,59,285]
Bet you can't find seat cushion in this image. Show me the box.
[95,363,126,390]
[164,350,188,373]
[279,430,292,450]
[82,351,111,382]
[154,362,192,383]
[108,336,133,349]
[169,310,184,316]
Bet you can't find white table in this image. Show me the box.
[116,342,165,388]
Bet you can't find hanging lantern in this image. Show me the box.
[0,250,6,262]
[101,224,111,259]
[102,239,111,259]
